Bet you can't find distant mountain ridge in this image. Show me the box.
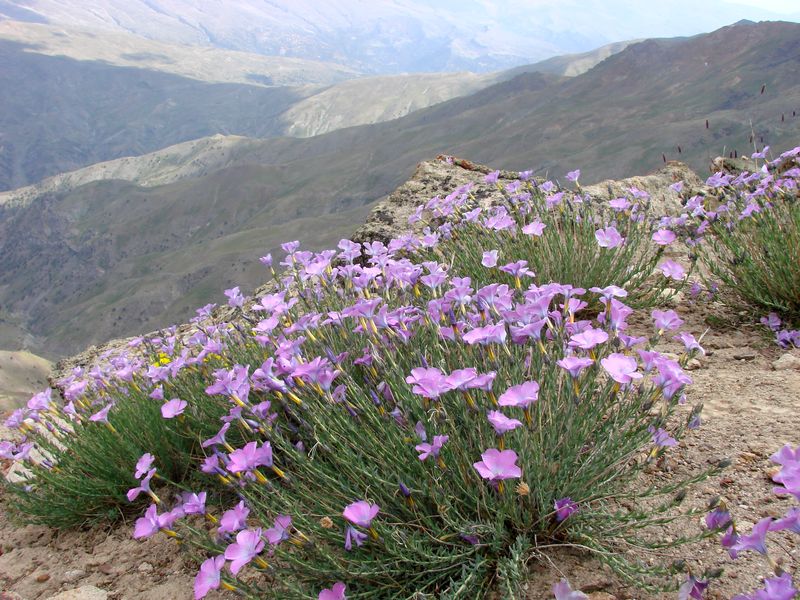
[3,0,796,73]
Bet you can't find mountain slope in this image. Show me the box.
[1,20,799,357]
[0,20,359,87]
[0,40,307,190]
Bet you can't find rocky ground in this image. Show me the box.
[1,156,798,599]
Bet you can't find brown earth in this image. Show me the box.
[2,157,798,599]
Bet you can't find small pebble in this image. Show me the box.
[36,573,51,583]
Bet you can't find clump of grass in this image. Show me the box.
[694,150,800,325]
[414,172,687,308]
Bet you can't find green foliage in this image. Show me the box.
[427,183,681,307]
[699,191,800,324]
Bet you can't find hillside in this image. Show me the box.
[0,20,798,358]
[0,20,359,87]
[0,350,51,413]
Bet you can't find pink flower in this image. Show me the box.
[405,367,451,399]
[194,555,224,599]
[652,229,677,245]
[416,435,449,461]
[265,515,292,545]
[89,403,114,423]
[568,328,609,350]
[343,500,379,528]
[595,226,624,248]
[227,441,273,474]
[659,260,686,280]
[522,220,546,236]
[481,250,498,267]
[487,410,523,435]
[557,356,594,378]
[134,453,154,479]
[219,500,250,534]
[319,582,347,600]
[473,448,522,481]
[161,398,187,419]
[600,353,642,384]
[224,528,265,575]
[553,578,588,599]
[462,323,507,346]
[498,381,539,408]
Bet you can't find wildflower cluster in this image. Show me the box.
[3,166,734,598]
[412,168,688,308]
[691,146,800,324]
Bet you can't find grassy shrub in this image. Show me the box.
[2,169,721,597]
[697,187,800,324]
[416,177,686,307]
[3,347,240,527]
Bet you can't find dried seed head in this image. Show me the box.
[319,517,334,529]
[516,482,530,497]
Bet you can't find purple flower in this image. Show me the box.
[659,260,686,280]
[416,435,449,461]
[595,226,624,248]
[674,332,705,355]
[89,403,114,424]
[134,453,154,479]
[522,220,546,236]
[133,504,164,539]
[127,468,156,502]
[161,398,187,419]
[568,328,609,350]
[487,411,523,435]
[462,323,507,346]
[485,170,500,184]
[343,501,379,528]
[652,229,677,245]
[181,491,207,515]
[265,515,292,545]
[554,497,579,521]
[319,582,347,600]
[771,444,800,500]
[259,254,273,267]
[734,573,798,600]
[705,507,732,530]
[219,501,250,534]
[651,309,684,332]
[498,381,539,408]
[194,555,224,599]
[565,169,581,183]
[648,426,677,447]
[482,250,499,267]
[678,575,709,600]
[552,578,588,599]
[473,448,522,481]
[770,507,800,533]
[557,356,594,378]
[224,528,265,575]
[729,517,772,558]
[600,353,642,384]
[405,367,452,399]
[224,286,245,308]
[227,441,273,474]
[344,525,367,550]
[761,313,782,331]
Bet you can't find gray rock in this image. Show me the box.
[62,569,86,583]
[773,352,800,371]
[45,586,108,600]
